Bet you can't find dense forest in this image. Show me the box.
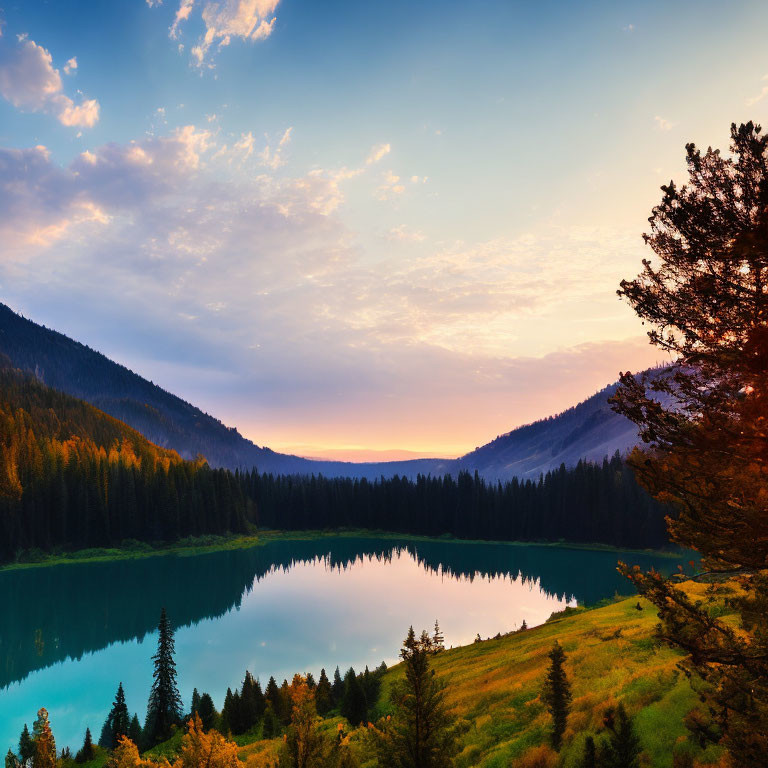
[0,363,669,561]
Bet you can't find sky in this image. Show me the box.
[1,0,768,460]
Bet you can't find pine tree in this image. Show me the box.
[370,626,460,768]
[5,750,19,768]
[340,668,367,726]
[241,672,259,732]
[101,682,130,749]
[579,735,597,768]
[127,717,142,750]
[144,607,182,745]
[265,677,281,719]
[431,621,444,653]
[197,694,217,731]
[191,689,201,718]
[331,667,343,706]
[32,708,56,768]
[305,672,316,689]
[18,726,33,766]
[602,705,641,768]
[611,120,768,763]
[262,702,278,739]
[541,641,571,751]
[315,669,332,716]
[75,728,93,764]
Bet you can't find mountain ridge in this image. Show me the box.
[0,303,642,480]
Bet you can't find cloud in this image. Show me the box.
[0,126,655,454]
[257,126,292,169]
[0,35,99,127]
[164,0,281,66]
[366,143,390,165]
[653,115,676,132]
[376,169,405,200]
[746,74,768,107]
[63,56,77,74]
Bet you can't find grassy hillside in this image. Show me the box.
[230,586,725,768]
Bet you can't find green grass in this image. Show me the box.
[222,587,726,768]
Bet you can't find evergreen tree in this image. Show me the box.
[331,667,344,706]
[305,672,316,689]
[31,708,56,768]
[74,729,93,764]
[5,751,19,768]
[253,680,266,719]
[370,627,460,768]
[265,677,281,719]
[602,705,641,768]
[144,608,182,745]
[197,693,217,731]
[101,682,130,749]
[542,641,571,751]
[431,621,444,653]
[241,672,259,731]
[262,702,278,739]
[191,689,201,718]
[315,669,333,716]
[579,735,597,768]
[18,726,33,766]
[340,668,367,726]
[611,120,768,763]
[127,717,142,750]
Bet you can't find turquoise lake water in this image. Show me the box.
[0,536,688,753]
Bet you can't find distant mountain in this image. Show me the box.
[0,302,644,480]
[455,382,642,480]
[0,303,448,478]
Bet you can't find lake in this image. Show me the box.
[0,536,688,752]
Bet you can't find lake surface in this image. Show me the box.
[0,536,687,752]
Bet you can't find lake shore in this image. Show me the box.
[0,529,685,572]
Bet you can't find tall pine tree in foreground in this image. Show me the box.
[144,608,182,745]
[370,627,460,768]
[611,121,768,764]
[541,641,571,751]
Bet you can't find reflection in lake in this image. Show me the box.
[0,537,685,751]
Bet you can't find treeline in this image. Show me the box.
[0,365,669,561]
[0,365,251,561]
[245,454,669,548]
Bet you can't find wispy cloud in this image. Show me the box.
[746,74,768,106]
[653,115,676,132]
[162,0,281,66]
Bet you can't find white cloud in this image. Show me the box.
[746,74,768,107]
[366,143,390,165]
[164,0,281,66]
[653,115,676,132]
[63,57,77,75]
[0,35,99,127]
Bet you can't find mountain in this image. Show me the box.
[0,302,642,480]
[454,381,641,480]
[0,303,443,479]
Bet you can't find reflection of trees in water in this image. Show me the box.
[0,538,682,690]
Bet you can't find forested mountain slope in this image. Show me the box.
[0,303,645,480]
[0,303,441,478]
[456,382,641,480]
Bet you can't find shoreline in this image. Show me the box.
[0,529,685,573]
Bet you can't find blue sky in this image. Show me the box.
[2,0,768,458]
